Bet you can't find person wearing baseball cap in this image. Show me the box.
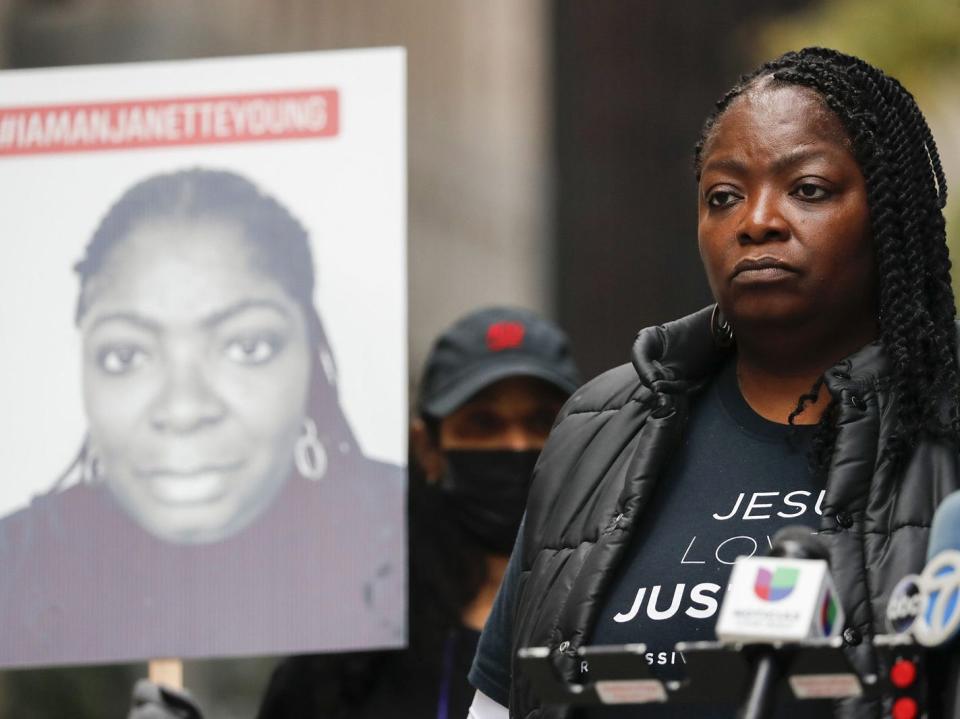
[412,306,581,558]
[398,306,581,717]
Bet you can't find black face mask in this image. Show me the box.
[439,449,540,555]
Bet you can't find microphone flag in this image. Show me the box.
[913,549,960,648]
[716,556,844,643]
[891,491,960,648]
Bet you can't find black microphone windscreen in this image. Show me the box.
[769,525,829,561]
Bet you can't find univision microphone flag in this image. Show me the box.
[716,557,845,643]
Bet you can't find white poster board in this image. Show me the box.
[0,48,407,667]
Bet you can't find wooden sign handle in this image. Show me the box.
[148,658,183,690]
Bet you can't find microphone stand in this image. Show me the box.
[734,526,831,719]
[739,650,782,719]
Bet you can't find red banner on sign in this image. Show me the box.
[0,88,339,157]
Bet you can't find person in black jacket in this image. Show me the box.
[468,48,960,719]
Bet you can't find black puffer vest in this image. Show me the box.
[510,306,960,719]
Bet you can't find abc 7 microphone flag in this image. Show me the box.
[887,550,960,647]
[886,492,960,648]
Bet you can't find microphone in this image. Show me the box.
[715,526,844,719]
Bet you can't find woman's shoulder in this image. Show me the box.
[553,306,722,428]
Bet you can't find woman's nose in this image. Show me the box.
[737,190,788,244]
[149,361,226,433]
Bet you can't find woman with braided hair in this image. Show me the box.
[467,48,960,718]
[694,48,959,477]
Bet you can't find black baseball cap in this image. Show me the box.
[418,306,582,418]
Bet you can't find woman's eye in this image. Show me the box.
[793,183,830,201]
[224,336,282,365]
[97,345,149,375]
[707,190,738,208]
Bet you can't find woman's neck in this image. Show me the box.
[735,356,830,425]
[734,321,877,425]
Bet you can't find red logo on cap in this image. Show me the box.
[486,321,525,352]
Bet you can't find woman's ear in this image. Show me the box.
[410,417,446,484]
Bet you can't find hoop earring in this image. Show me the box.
[710,304,734,348]
[295,418,328,481]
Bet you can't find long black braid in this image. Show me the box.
[695,47,959,475]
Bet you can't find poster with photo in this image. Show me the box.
[0,48,407,668]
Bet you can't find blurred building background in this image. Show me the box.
[0,0,956,716]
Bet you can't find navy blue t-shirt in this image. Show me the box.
[469,359,828,717]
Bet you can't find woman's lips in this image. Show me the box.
[139,462,244,505]
[731,257,799,284]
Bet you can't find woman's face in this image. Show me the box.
[697,81,876,341]
[80,217,313,543]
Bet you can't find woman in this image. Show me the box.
[69,167,360,544]
[0,168,404,667]
[468,48,960,718]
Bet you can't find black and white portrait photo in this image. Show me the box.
[0,50,406,668]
